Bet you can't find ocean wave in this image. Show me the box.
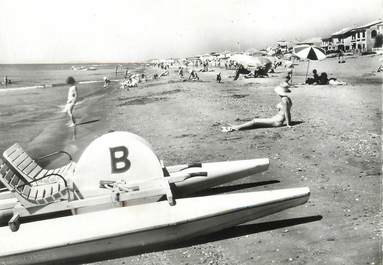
[0,85,45,92]
[0,80,105,93]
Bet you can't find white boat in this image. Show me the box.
[0,187,310,265]
[0,131,311,264]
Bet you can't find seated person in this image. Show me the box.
[234,64,251,80]
[188,69,199,80]
[221,82,292,132]
[306,69,319,84]
[159,70,169,77]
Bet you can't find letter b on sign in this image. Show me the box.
[109,146,131,173]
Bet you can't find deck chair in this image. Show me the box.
[0,159,70,208]
[0,159,77,231]
[2,143,76,185]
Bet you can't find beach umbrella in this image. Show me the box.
[293,45,326,79]
[229,54,271,69]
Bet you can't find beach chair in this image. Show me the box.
[2,143,76,185]
[0,139,208,232]
[0,159,70,206]
[0,144,78,231]
[0,144,185,232]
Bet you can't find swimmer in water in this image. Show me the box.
[64,76,78,127]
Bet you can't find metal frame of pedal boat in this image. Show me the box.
[7,173,190,232]
[5,148,208,232]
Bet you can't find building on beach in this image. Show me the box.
[321,19,383,53]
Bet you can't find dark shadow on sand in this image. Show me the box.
[178,180,281,198]
[238,120,305,131]
[289,120,304,126]
[72,119,100,140]
[76,119,100,126]
[181,215,323,246]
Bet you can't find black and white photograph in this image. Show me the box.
[0,0,381,264]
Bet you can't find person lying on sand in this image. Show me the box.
[188,69,199,80]
[221,82,292,132]
[159,70,169,77]
[306,70,346,86]
[64,76,78,127]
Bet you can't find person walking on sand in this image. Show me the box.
[338,49,344,63]
[216,72,222,83]
[64,76,78,127]
[178,67,184,79]
[103,76,111,87]
[221,82,292,132]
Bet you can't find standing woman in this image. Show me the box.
[64,76,78,127]
[221,82,292,132]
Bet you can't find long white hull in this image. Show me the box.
[0,187,309,265]
[169,158,270,195]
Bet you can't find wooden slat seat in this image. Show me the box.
[2,143,76,186]
[0,159,68,207]
[0,144,72,207]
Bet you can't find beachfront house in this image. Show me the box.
[321,37,337,53]
[329,27,353,53]
[321,20,383,54]
[349,20,383,52]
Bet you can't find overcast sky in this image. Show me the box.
[0,0,381,63]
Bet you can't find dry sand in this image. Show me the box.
[0,55,381,265]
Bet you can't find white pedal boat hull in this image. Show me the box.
[0,158,270,220]
[0,187,309,265]
[168,158,270,195]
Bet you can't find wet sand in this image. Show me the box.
[0,55,381,264]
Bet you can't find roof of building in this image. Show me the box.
[353,19,383,31]
[331,27,353,37]
[321,36,332,41]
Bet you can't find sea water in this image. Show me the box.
[0,63,144,91]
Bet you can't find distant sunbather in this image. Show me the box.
[188,70,199,80]
[221,82,292,132]
[306,70,346,85]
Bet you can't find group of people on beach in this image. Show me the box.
[306,69,346,86]
[63,56,349,131]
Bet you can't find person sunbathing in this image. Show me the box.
[306,70,346,85]
[318,72,346,85]
[221,82,292,132]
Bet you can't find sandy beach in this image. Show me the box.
[0,55,381,264]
